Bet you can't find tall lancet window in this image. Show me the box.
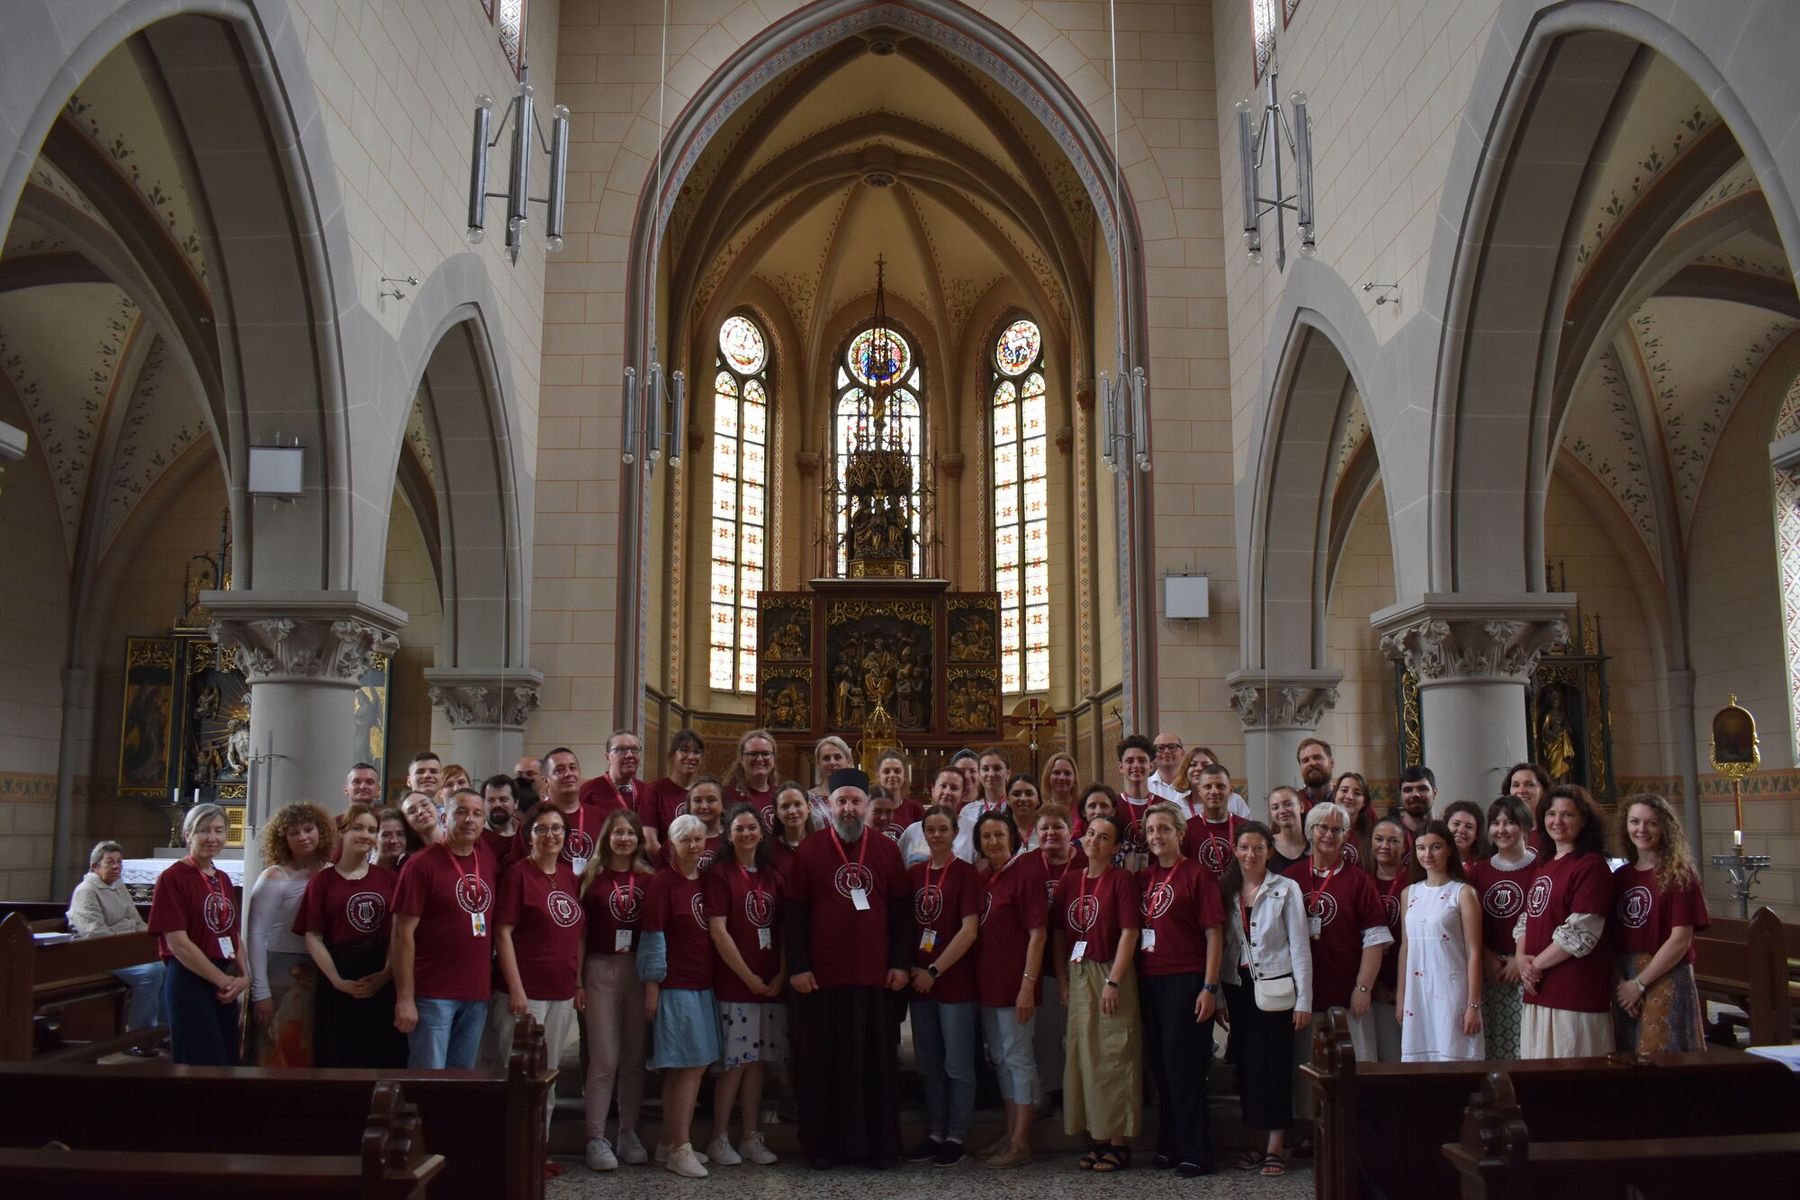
[991,317,1049,694]
[710,313,770,692]
[1773,378,1800,757]
[834,325,924,574]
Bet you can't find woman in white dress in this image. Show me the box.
[1394,821,1484,1062]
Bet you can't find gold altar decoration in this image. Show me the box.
[1710,695,1760,846]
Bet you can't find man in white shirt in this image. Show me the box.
[1148,735,1252,819]
[67,840,164,1045]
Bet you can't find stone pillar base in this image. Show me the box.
[1226,669,1342,815]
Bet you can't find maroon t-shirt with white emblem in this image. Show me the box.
[294,863,399,945]
[393,841,500,1002]
[149,858,239,962]
[638,777,691,839]
[909,856,982,1004]
[1283,859,1387,1010]
[513,799,608,870]
[1466,855,1536,956]
[704,860,783,1003]
[579,867,651,956]
[1116,796,1155,870]
[642,867,715,991]
[975,856,1048,1007]
[1051,866,1142,964]
[727,785,780,832]
[1137,857,1224,978]
[1610,863,1708,961]
[1521,851,1614,1013]
[493,859,585,1001]
[1018,846,1088,914]
[787,826,909,989]
[1371,870,1408,991]
[1182,815,1244,879]
[581,774,639,816]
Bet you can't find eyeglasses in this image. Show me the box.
[1154,743,1181,752]
[1313,825,1346,836]
[610,746,641,755]
[744,751,774,760]
[532,826,566,837]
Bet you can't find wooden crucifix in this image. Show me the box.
[1006,698,1058,777]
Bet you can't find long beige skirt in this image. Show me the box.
[1519,1003,1614,1059]
[1063,959,1142,1140]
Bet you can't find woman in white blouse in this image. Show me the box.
[244,801,333,1066]
[1219,822,1312,1179]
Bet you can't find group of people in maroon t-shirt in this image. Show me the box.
[134,727,1711,1185]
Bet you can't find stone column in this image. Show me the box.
[423,666,544,779]
[1226,669,1342,816]
[1375,595,1571,811]
[204,591,404,881]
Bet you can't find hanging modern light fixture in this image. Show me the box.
[466,66,570,264]
[1099,1,1149,476]
[1235,63,1315,269]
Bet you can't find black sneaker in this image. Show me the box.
[935,1139,967,1167]
[905,1136,941,1163]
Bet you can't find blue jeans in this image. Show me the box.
[113,961,165,1031]
[981,1004,1040,1104]
[408,997,486,1069]
[911,998,977,1140]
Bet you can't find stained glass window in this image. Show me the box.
[1773,378,1800,758]
[834,325,924,574]
[711,314,771,693]
[1251,0,1277,83]
[992,317,1049,693]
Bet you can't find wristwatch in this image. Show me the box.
[1201,982,1221,995]
[1355,984,1370,994]
[926,964,940,979]
[1104,979,1120,989]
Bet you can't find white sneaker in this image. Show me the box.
[655,1142,708,1165]
[617,1130,649,1165]
[665,1143,709,1178]
[706,1134,742,1166]
[740,1131,778,1165]
[585,1138,618,1171]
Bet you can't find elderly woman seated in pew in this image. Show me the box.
[66,839,164,1051]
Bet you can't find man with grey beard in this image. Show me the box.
[784,768,912,1170]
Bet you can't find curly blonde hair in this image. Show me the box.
[261,801,338,866]
[1616,792,1697,897]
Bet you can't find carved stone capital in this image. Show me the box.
[423,667,544,730]
[1055,424,1074,454]
[1224,669,1342,731]
[795,450,820,478]
[1373,594,1573,685]
[940,452,965,480]
[202,591,405,686]
[1074,380,1094,411]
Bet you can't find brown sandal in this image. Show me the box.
[1260,1155,1287,1177]
[1092,1148,1126,1173]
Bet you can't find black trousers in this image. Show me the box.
[792,986,902,1165]
[1140,971,1215,1169]
[1232,965,1295,1131]
[164,958,240,1066]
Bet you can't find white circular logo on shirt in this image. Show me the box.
[345,891,386,934]
[980,890,995,926]
[758,804,777,831]
[1198,836,1231,874]
[883,826,902,843]
[563,829,596,862]
[914,885,944,925]
[1483,879,1525,920]
[1617,885,1654,930]
[1342,841,1361,866]
[1306,891,1338,929]
[697,849,717,871]
[1142,882,1175,920]
[1381,894,1400,929]
[833,863,874,899]
[608,883,643,923]
[455,874,493,915]
[546,889,581,929]
[1525,875,1553,919]
[1067,894,1099,933]
[744,887,775,929]
[690,893,709,930]
[203,892,235,934]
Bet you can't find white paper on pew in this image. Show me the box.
[1746,1045,1800,1072]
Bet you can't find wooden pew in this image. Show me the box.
[1443,1070,1800,1199]
[1692,906,1798,1045]
[0,1014,552,1200]
[1303,1008,1800,1200]
[0,1078,444,1198]
[0,910,166,1061]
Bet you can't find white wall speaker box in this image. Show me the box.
[1165,574,1210,620]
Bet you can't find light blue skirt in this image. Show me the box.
[649,986,721,1070]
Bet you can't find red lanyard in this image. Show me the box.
[738,862,766,905]
[1307,860,1340,906]
[1077,868,1101,921]
[609,870,637,910]
[828,825,868,870]
[449,843,480,887]
[1147,861,1176,921]
[189,858,226,902]
[924,856,948,896]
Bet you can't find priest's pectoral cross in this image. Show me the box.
[1006,698,1058,777]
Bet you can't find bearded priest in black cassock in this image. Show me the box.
[783,767,913,1169]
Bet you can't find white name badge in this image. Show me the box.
[217,936,234,959]
[570,855,589,876]
[919,928,937,953]
[614,928,634,953]
[1309,915,1322,939]
[757,927,772,950]
[851,886,871,912]
[471,911,488,937]
[1070,939,1088,963]
[1140,929,1157,953]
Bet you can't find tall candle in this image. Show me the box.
[1734,828,1743,849]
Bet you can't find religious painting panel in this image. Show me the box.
[824,599,934,733]
[181,637,251,804]
[947,596,1000,664]
[117,638,179,799]
[351,654,392,781]
[946,666,1000,735]
[759,594,813,663]
[759,666,814,732]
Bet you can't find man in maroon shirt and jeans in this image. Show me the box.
[785,768,912,1169]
